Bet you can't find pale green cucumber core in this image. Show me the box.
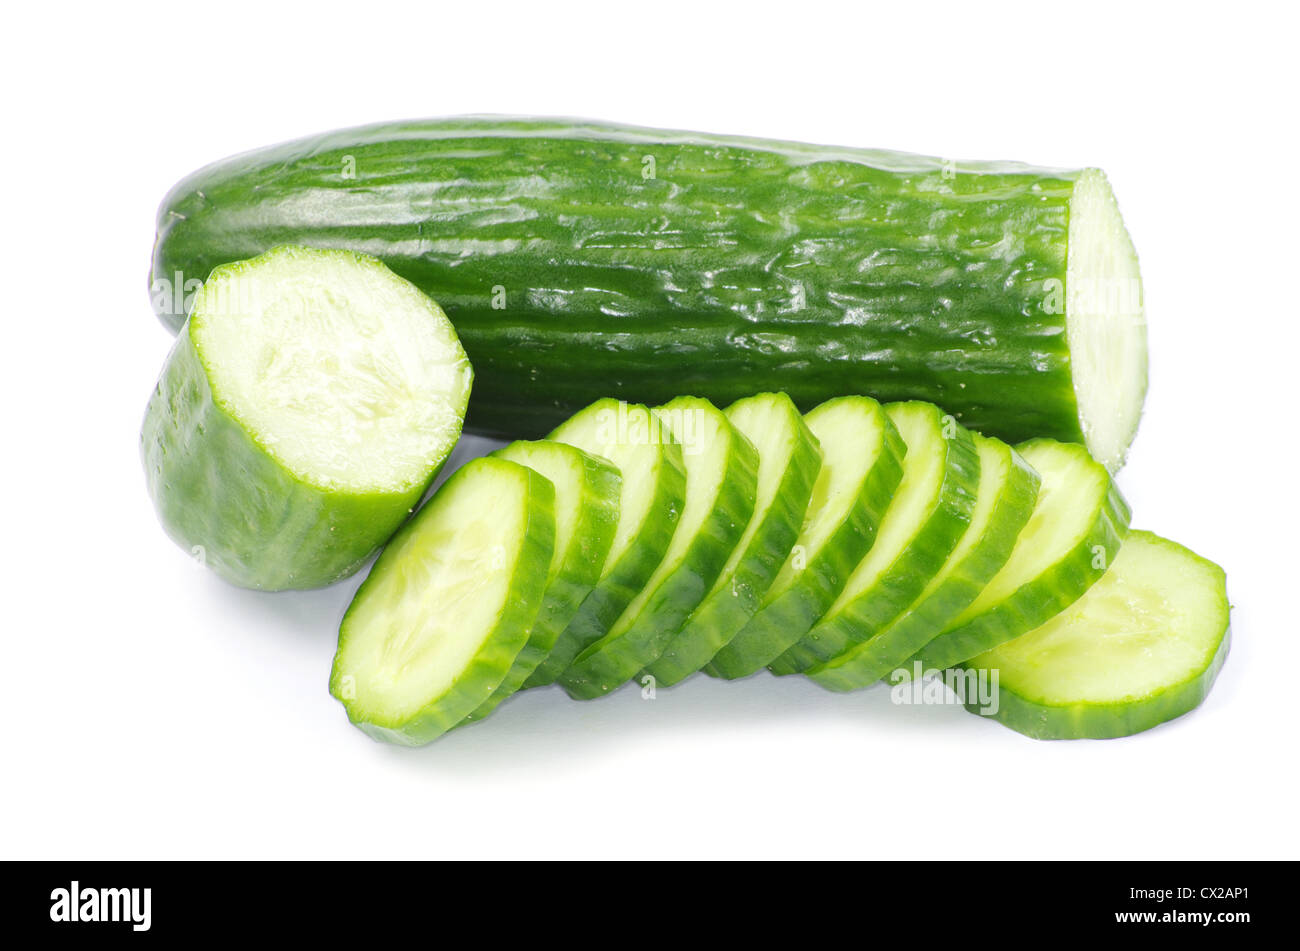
[192,245,471,492]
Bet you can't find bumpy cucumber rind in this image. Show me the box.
[807,439,1040,691]
[916,439,1132,671]
[463,442,621,722]
[330,459,555,746]
[769,404,982,675]
[561,398,758,699]
[705,398,907,680]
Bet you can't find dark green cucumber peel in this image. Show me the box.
[142,245,472,590]
[151,117,1147,470]
[807,435,1039,691]
[525,399,686,687]
[961,531,1230,740]
[560,397,758,699]
[768,402,982,676]
[462,441,621,723]
[648,393,822,687]
[705,397,906,680]
[330,457,555,746]
[914,439,1132,672]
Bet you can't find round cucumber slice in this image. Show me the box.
[705,396,906,680]
[652,393,822,686]
[460,441,620,722]
[807,435,1039,691]
[141,245,472,590]
[963,530,1229,739]
[329,457,555,745]
[769,402,982,675]
[561,397,758,699]
[914,438,1131,672]
[525,399,686,687]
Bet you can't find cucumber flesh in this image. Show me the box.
[655,393,822,685]
[914,438,1131,671]
[705,396,905,680]
[141,245,472,590]
[963,530,1229,739]
[807,435,1039,691]
[329,457,555,745]
[561,397,757,698]
[462,441,620,722]
[525,399,685,686]
[769,402,981,675]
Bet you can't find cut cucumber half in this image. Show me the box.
[524,399,686,687]
[807,435,1040,691]
[329,457,555,745]
[141,245,472,590]
[914,438,1131,671]
[561,397,758,699]
[653,393,822,686]
[461,440,621,722]
[962,530,1229,739]
[705,396,905,680]
[769,402,981,675]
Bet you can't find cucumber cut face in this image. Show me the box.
[560,397,758,699]
[656,393,822,686]
[461,441,620,722]
[963,530,1229,739]
[525,399,686,686]
[769,402,981,675]
[705,396,905,680]
[807,435,1040,691]
[914,438,1131,672]
[329,457,555,745]
[142,245,473,590]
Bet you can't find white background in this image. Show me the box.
[4,1,1297,860]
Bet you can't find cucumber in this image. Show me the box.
[329,457,555,745]
[962,530,1230,739]
[461,441,620,722]
[704,396,905,680]
[913,439,1131,672]
[151,117,1147,470]
[524,399,685,686]
[560,397,757,699]
[768,402,982,676]
[649,393,822,686]
[141,245,472,590]
[807,435,1040,691]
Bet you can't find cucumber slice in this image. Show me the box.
[807,435,1040,691]
[650,393,822,686]
[704,396,905,680]
[460,441,620,722]
[141,245,472,590]
[329,457,555,745]
[523,399,686,687]
[962,530,1230,739]
[561,397,758,698]
[914,438,1131,671]
[769,402,982,675]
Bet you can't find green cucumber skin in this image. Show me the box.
[463,444,621,722]
[705,402,907,680]
[807,442,1040,692]
[331,460,555,746]
[652,398,823,686]
[769,406,982,676]
[152,116,1099,450]
[915,439,1132,672]
[561,399,758,699]
[141,324,430,590]
[527,403,687,687]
